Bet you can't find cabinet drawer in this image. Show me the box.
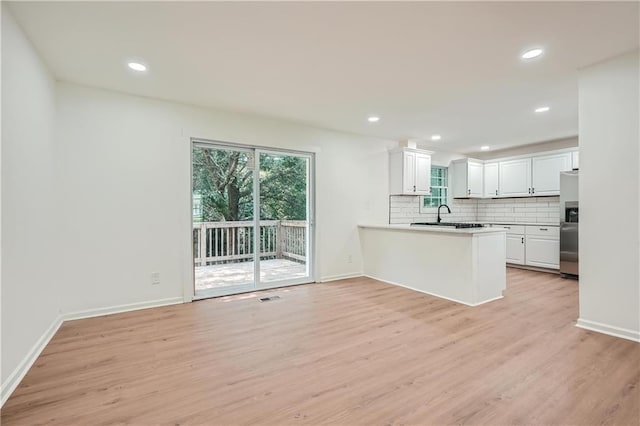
[492,224,525,235]
[526,225,559,238]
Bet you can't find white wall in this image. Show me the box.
[577,50,640,341]
[1,6,61,390]
[54,82,394,313]
[471,136,579,160]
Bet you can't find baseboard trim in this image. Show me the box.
[576,318,640,343]
[63,297,184,322]
[507,264,560,274]
[319,272,364,282]
[1,296,184,408]
[363,274,503,307]
[1,315,64,407]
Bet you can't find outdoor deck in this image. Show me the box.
[195,259,307,291]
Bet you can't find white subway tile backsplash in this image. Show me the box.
[389,195,560,224]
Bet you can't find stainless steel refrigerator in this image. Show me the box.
[560,171,579,277]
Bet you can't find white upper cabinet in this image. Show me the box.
[571,150,579,170]
[531,152,572,196]
[483,162,499,197]
[451,159,484,198]
[443,148,577,200]
[415,152,432,193]
[499,158,531,197]
[402,151,415,193]
[468,161,484,197]
[389,148,432,195]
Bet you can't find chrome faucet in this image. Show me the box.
[437,204,451,223]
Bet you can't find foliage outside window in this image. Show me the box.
[192,147,307,222]
[421,166,448,210]
[192,193,203,222]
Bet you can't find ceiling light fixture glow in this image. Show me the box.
[367,116,380,123]
[127,62,147,72]
[480,146,490,151]
[431,135,441,141]
[521,48,543,60]
[535,106,550,113]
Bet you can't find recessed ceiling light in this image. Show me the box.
[367,116,380,123]
[431,135,441,141]
[521,48,543,60]
[481,146,490,151]
[127,62,147,72]
[535,106,550,113]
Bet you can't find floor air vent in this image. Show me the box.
[259,295,281,302]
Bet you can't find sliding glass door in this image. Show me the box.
[257,151,311,289]
[191,141,314,299]
[192,145,256,296]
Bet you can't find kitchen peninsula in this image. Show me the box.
[358,224,507,306]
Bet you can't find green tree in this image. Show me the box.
[192,148,307,222]
[192,148,253,221]
[259,154,307,220]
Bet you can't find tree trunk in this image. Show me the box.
[227,179,240,221]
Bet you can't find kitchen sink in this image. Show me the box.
[411,222,485,229]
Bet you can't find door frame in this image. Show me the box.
[189,138,316,300]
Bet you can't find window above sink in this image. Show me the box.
[420,166,448,211]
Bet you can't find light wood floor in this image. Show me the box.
[3,268,639,425]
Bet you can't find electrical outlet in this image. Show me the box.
[151,272,161,285]
[347,255,353,264]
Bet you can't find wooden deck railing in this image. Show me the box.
[193,220,307,266]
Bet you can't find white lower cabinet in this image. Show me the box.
[525,236,560,269]
[491,225,525,265]
[524,225,560,269]
[506,235,525,265]
[492,224,560,269]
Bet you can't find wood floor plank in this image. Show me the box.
[2,268,639,425]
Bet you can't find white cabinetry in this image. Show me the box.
[389,148,432,195]
[493,224,525,264]
[490,224,560,269]
[483,162,499,197]
[415,152,432,193]
[525,226,560,269]
[499,158,531,197]
[451,159,484,198]
[531,152,572,196]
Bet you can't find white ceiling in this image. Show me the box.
[7,1,639,152]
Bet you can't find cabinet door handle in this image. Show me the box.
[413,185,416,192]
[468,189,471,195]
[521,237,524,244]
[528,188,531,194]
[539,228,548,231]
[504,226,511,229]
[495,189,498,196]
[532,187,535,194]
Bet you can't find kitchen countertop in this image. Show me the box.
[358,223,507,235]
[479,221,560,227]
